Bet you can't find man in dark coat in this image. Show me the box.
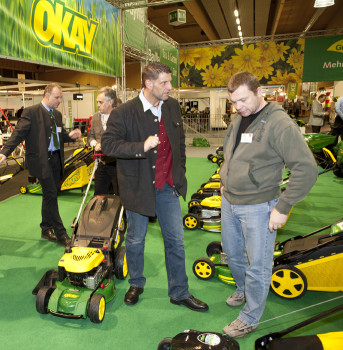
[102,62,208,312]
[0,84,81,246]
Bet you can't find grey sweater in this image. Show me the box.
[219,102,318,215]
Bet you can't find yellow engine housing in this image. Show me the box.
[58,247,104,273]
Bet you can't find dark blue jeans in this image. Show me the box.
[125,183,190,300]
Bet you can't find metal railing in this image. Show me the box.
[182,113,229,136]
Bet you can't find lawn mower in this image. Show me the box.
[188,173,221,206]
[157,329,239,350]
[207,146,224,166]
[20,141,94,195]
[0,155,24,184]
[183,196,221,232]
[33,154,127,323]
[193,219,343,300]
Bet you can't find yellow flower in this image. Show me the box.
[193,48,213,70]
[181,67,190,77]
[231,44,262,73]
[256,42,278,61]
[269,71,300,84]
[255,56,274,79]
[200,64,224,87]
[207,45,226,58]
[275,42,290,61]
[222,59,239,76]
[179,49,200,66]
[287,48,304,69]
[297,38,305,52]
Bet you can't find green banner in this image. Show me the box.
[124,5,146,51]
[288,82,298,99]
[0,0,121,76]
[303,35,343,82]
[147,30,178,88]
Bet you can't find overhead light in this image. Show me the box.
[314,0,334,7]
[238,25,241,31]
[239,31,242,37]
[234,9,239,17]
[236,18,240,24]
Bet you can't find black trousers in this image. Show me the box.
[311,125,321,133]
[39,151,66,238]
[94,161,119,196]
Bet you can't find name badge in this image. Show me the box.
[241,133,253,143]
[57,127,62,133]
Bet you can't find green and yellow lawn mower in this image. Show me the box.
[183,196,221,232]
[20,141,95,195]
[193,219,343,300]
[33,155,127,323]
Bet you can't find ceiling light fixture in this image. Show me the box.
[236,18,240,24]
[238,25,241,31]
[238,31,242,36]
[314,0,334,8]
[234,9,239,17]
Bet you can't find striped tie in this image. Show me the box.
[49,110,59,149]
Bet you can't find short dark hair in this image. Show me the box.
[142,62,172,89]
[44,83,62,96]
[318,94,326,100]
[98,87,117,107]
[228,71,260,94]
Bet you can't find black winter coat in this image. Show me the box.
[101,96,187,217]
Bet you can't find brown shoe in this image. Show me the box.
[124,286,144,305]
[41,229,57,242]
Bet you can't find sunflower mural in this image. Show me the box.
[179,39,304,88]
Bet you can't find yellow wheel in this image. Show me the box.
[88,294,106,323]
[212,156,218,163]
[114,246,128,280]
[193,258,215,280]
[188,199,200,208]
[19,186,27,194]
[270,265,307,299]
[183,214,199,230]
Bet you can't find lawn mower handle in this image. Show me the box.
[255,303,343,349]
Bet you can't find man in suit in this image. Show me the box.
[309,94,329,133]
[102,62,208,312]
[0,83,81,246]
[87,87,118,195]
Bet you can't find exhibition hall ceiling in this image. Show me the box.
[115,0,343,45]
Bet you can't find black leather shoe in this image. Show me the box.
[170,295,209,312]
[124,286,144,305]
[56,233,71,247]
[41,229,57,242]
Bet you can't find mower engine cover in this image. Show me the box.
[159,330,239,350]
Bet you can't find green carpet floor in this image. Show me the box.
[0,157,342,350]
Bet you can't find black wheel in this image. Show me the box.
[333,163,343,177]
[211,156,218,163]
[114,246,128,280]
[188,199,200,208]
[217,158,223,166]
[157,337,173,350]
[207,154,214,161]
[88,294,106,323]
[188,204,202,215]
[193,258,216,280]
[36,286,53,314]
[206,241,222,256]
[183,214,199,230]
[270,265,307,299]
